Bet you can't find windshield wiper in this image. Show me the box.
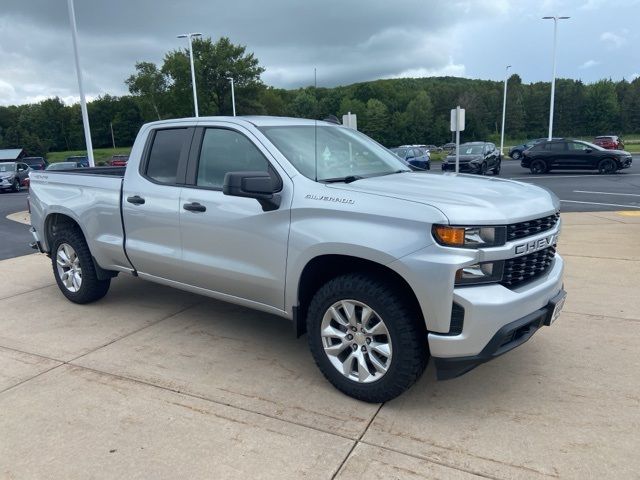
[321,175,364,184]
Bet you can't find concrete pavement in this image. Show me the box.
[0,211,638,479]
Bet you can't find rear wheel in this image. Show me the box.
[306,273,428,403]
[11,178,20,192]
[51,227,111,303]
[511,151,522,160]
[530,160,547,174]
[598,158,617,174]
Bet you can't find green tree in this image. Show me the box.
[125,62,167,120]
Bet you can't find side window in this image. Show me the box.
[569,142,587,151]
[548,142,565,152]
[412,149,422,158]
[197,128,269,189]
[145,128,189,184]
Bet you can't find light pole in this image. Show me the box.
[227,76,236,116]
[543,16,570,140]
[500,65,511,157]
[66,0,95,167]
[177,32,202,117]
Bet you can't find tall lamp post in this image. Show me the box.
[66,0,95,167]
[227,77,236,116]
[177,32,202,117]
[543,16,570,140]
[500,65,511,157]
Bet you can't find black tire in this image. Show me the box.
[306,273,429,403]
[511,151,522,160]
[530,159,547,174]
[493,161,501,175]
[598,158,617,175]
[479,162,488,175]
[11,178,20,192]
[51,226,111,304]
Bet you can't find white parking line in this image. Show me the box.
[573,190,640,197]
[508,173,640,180]
[561,200,640,209]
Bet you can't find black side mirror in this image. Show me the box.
[223,171,281,211]
[585,148,593,153]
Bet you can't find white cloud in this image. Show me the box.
[600,31,627,48]
[580,59,599,69]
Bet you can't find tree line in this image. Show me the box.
[1,36,639,157]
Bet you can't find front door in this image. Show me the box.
[177,125,291,311]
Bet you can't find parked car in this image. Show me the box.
[509,138,547,160]
[0,162,30,192]
[29,116,565,402]
[46,162,81,171]
[22,156,49,170]
[425,144,443,152]
[441,142,501,175]
[593,135,624,150]
[521,139,632,174]
[65,155,90,167]
[389,147,430,170]
[441,142,456,152]
[109,154,129,167]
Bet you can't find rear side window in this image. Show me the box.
[145,128,189,184]
[546,142,565,152]
[196,128,269,189]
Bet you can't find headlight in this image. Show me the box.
[432,225,506,248]
[456,261,504,285]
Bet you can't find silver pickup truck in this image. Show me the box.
[29,116,565,402]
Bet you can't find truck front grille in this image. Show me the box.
[507,213,560,242]
[501,246,556,288]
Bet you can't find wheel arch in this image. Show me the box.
[44,212,116,281]
[293,254,424,337]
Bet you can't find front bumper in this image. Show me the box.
[433,287,566,379]
[620,157,632,169]
[441,162,481,173]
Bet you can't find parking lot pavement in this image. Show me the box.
[0,190,32,260]
[0,211,639,479]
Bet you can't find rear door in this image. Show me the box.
[176,123,291,310]
[122,127,193,277]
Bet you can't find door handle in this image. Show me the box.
[183,202,206,212]
[127,195,145,205]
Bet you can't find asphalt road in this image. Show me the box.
[496,156,640,212]
[0,156,637,260]
[0,190,32,260]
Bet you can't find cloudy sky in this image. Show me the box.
[1,0,638,106]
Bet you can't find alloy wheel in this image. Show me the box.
[56,243,82,292]
[320,299,393,383]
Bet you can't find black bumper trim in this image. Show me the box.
[432,291,565,380]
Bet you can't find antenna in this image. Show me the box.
[314,67,318,182]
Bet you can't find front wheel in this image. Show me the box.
[51,227,111,304]
[11,178,20,192]
[598,158,617,174]
[511,151,522,160]
[306,273,428,403]
[493,161,501,175]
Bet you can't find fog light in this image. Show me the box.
[455,261,504,285]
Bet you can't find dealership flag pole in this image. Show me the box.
[67,0,95,167]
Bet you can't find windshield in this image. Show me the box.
[259,125,408,181]
[0,163,16,173]
[458,145,484,155]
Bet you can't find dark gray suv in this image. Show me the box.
[0,162,31,192]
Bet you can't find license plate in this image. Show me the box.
[547,291,566,325]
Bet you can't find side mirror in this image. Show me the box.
[585,148,593,153]
[223,171,281,212]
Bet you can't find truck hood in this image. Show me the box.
[328,172,559,224]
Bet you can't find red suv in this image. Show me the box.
[593,136,624,150]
